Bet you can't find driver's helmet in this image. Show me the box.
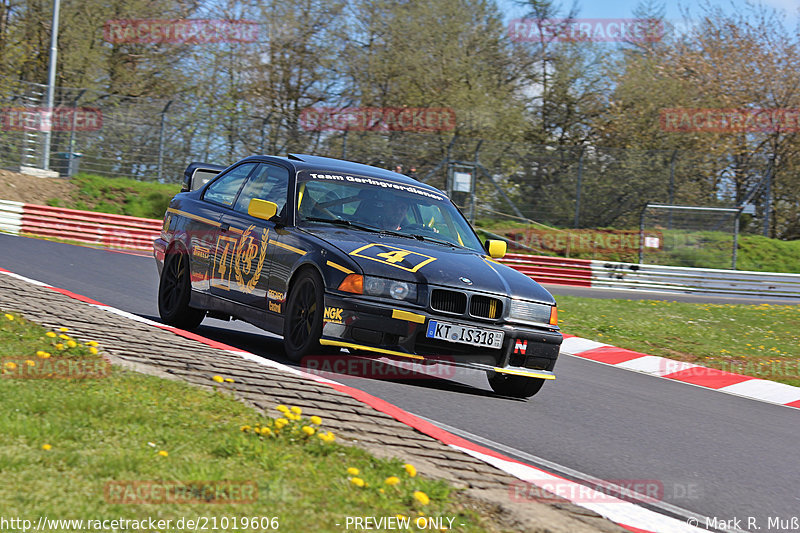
[355,190,410,229]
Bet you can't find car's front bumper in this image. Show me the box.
[320,293,561,381]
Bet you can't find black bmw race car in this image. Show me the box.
[154,154,562,398]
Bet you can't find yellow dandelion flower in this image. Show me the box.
[86,341,99,347]
[379,488,385,493]
[36,351,50,358]
[240,425,251,432]
[55,343,65,350]
[45,332,57,338]
[224,378,235,383]
[302,426,315,436]
[88,347,98,355]
[41,444,52,451]
[404,464,417,477]
[25,360,35,367]
[58,327,69,332]
[395,515,407,521]
[212,375,224,383]
[4,362,17,370]
[261,427,273,436]
[4,313,14,321]
[310,415,322,425]
[350,477,365,487]
[384,476,400,486]
[276,404,289,413]
[59,334,70,340]
[347,467,360,476]
[66,340,77,349]
[290,406,302,415]
[318,432,335,443]
[158,450,168,457]
[275,418,289,429]
[413,491,430,505]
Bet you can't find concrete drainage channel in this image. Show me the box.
[2,267,698,533]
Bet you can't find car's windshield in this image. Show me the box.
[296,171,484,252]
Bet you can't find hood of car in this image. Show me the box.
[304,226,556,305]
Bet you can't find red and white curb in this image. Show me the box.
[0,266,707,533]
[561,335,800,410]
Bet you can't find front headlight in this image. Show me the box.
[508,299,554,325]
[363,276,418,303]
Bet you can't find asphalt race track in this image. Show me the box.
[2,233,799,532]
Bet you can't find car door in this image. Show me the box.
[212,162,290,311]
[199,161,259,295]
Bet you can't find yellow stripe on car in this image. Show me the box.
[319,340,424,360]
[326,261,354,274]
[391,309,426,324]
[493,367,556,380]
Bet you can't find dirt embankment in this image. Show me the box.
[0,169,75,205]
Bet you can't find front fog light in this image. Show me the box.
[389,281,410,300]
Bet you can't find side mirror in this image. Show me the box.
[484,239,507,259]
[248,198,279,221]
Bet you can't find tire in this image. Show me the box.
[283,270,324,362]
[158,250,205,330]
[488,374,546,398]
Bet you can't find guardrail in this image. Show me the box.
[591,261,800,299]
[0,200,24,235]
[1,201,161,252]
[3,200,799,298]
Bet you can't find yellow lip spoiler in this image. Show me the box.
[319,339,555,380]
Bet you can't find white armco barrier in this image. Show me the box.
[591,260,800,299]
[0,200,24,235]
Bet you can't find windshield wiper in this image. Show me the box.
[409,234,459,247]
[303,216,381,233]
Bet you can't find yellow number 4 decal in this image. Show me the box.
[350,243,437,272]
[376,250,411,264]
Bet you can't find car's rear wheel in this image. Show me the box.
[283,270,324,362]
[158,250,205,330]
[488,374,545,398]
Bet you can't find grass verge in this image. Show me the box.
[0,312,501,533]
[47,173,179,219]
[557,296,800,387]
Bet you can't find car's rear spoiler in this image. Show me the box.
[182,162,226,192]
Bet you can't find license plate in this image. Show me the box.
[426,320,504,349]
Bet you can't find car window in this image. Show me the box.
[295,171,484,251]
[233,163,290,215]
[203,163,257,207]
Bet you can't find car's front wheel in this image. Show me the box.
[488,373,545,398]
[158,250,205,330]
[283,270,324,362]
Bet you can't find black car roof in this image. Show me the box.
[243,153,429,189]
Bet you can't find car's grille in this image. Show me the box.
[470,295,502,319]
[430,289,467,314]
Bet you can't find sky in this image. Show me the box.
[497,0,799,28]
